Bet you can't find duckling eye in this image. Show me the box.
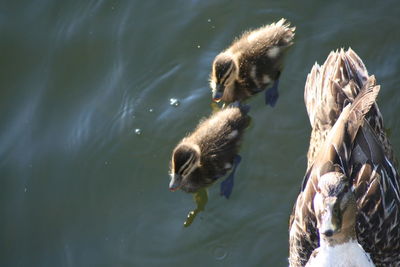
[217,65,227,79]
[216,61,233,81]
[175,151,192,170]
[174,150,198,177]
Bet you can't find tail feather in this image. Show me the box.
[347,76,380,142]
[304,48,375,169]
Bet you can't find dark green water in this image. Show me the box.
[1,1,400,266]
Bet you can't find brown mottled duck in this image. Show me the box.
[289,49,400,266]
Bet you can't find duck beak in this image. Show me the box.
[212,84,224,102]
[169,174,181,192]
[319,204,340,237]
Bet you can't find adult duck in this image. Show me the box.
[289,48,400,266]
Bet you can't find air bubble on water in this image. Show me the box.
[149,108,153,113]
[207,18,211,23]
[169,98,180,107]
[134,128,142,135]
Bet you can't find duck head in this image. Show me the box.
[313,172,357,245]
[210,52,237,102]
[169,143,203,193]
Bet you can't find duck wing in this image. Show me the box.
[345,48,397,167]
[351,121,400,265]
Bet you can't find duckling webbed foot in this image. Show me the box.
[220,155,242,199]
[265,78,280,107]
[184,188,208,227]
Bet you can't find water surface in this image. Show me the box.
[1,1,400,266]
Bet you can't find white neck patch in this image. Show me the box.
[306,240,375,267]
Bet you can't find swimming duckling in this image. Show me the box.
[306,173,374,267]
[169,105,250,197]
[209,18,295,106]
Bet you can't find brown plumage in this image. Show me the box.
[169,105,250,193]
[209,18,295,105]
[304,49,396,170]
[289,49,400,266]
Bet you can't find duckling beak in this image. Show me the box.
[169,174,181,192]
[212,85,224,102]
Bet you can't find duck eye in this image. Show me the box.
[333,205,340,216]
[173,147,198,177]
[175,151,192,169]
[216,61,232,81]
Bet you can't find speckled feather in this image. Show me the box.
[304,49,396,170]
[289,49,400,267]
[210,18,295,103]
[171,106,250,193]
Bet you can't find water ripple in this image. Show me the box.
[54,1,104,42]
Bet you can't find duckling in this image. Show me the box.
[306,173,374,267]
[169,104,250,198]
[209,18,295,106]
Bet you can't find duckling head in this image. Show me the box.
[313,172,357,245]
[210,52,237,102]
[169,143,203,193]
